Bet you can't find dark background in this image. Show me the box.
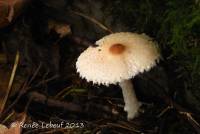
[0,0,200,133]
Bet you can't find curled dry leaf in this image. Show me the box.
[48,20,71,38]
[0,122,21,134]
[0,0,26,28]
[0,112,26,134]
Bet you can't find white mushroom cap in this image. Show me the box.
[76,32,160,85]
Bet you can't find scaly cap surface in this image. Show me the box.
[76,32,160,85]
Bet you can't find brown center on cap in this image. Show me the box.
[109,44,126,54]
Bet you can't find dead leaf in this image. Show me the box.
[48,20,71,38]
[0,0,26,28]
[0,124,8,134]
[0,112,26,134]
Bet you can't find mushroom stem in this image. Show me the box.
[119,80,141,120]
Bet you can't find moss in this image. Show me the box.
[159,0,200,111]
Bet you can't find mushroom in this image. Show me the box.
[76,32,160,119]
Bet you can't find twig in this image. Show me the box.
[142,74,200,132]
[1,75,58,120]
[68,35,96,47]
[76,94,123,101]
[0,51,20,113]
[9,52,20,86]
[0,63,42,118]
[70,10,113,33]
[179,112,200,133]
[27,75,59,91]
[27,91,82,112]
[157,105,172,118]
[1,111,15,124]
[26,62,42,86]
[104,122,141,133]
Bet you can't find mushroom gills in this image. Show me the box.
[119,80,141,120]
